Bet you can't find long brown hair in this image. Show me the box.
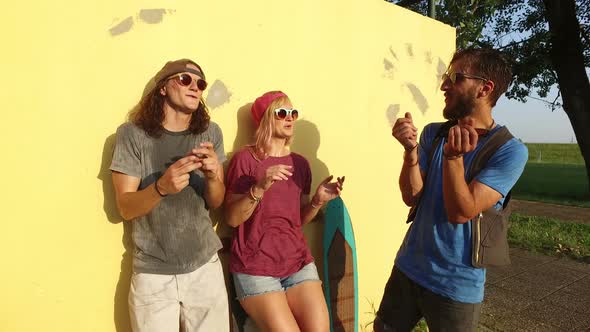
[252,94,293,160]
[129,80,211,137]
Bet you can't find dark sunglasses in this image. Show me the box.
[442,72,489,84]
[273,108,299,120]
[168,73,207,90]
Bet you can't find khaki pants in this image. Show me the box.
[129,253,229,332]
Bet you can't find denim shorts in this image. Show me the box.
[233,262,320,299]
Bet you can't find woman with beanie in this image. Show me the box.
[224,91,344,331]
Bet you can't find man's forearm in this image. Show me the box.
[118,183,162,221]
[204,175,225,209]
[442,158,476,223]
[399,148,423,206]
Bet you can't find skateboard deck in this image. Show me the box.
[323,197,358,332]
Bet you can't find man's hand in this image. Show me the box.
[157,155,201,195]
[191,142,220,179]
[392,112,418,150]
[443,119,478,158]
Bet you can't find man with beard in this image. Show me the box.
[374,48,528,332]
[110,59,229,331]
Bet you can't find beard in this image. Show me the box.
[443,91,477,120]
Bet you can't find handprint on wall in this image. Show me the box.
[109,8,175,36]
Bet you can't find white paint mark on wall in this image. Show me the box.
[206,80,232,109]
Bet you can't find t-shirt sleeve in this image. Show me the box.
[225,150,256,196]
[209,122,227,164]
[110,123,142,178]
[302,157,312,195]
[475,138,528,197]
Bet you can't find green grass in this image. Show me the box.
[512,162,590,208]
[412,319,429,332]
[525,143,584,165]
[512,143,589,207]
[508,213,590,262]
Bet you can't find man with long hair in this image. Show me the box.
[110,59,229,331]
[375,48,528,331]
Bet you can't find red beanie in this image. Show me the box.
[250,91,287,126]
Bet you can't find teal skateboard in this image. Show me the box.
[323,197,358,332]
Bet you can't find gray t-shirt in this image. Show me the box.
[110,122,226,274]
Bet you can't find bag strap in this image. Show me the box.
[406,122,514,223]
[466,126,513,182]
[467,126,514,208]
[422,120,457,181]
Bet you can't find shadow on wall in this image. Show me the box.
[212,102,257,330]
[291,119,330,282]
[97,73,159,332]
[212,101,256,240]
[97,134,133,332]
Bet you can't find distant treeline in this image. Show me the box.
[525,143,584,165]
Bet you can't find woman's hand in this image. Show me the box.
[255,164,293,192]
[312,175,345,206]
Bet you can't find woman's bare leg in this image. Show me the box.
[286,281,329,332]
[240,291,300,332]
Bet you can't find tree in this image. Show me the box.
[389,0,590,193]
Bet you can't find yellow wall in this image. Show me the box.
[1,1,454,331]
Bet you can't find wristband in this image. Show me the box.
[154,178,168,197]
[444,153,464,160]
[311,197,324,209]
[404,160,419,167]
[404,143,419,152]
[249,186,263,203]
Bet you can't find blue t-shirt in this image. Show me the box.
[395,122,528,303]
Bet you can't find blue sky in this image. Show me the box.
[494,96,577,144]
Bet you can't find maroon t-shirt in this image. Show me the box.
[225,148,314,277]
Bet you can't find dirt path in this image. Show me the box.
[511,199,590,225]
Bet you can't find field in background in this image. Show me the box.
[509,214,590,262]
[512,143,589,208]
[525,143,584,165]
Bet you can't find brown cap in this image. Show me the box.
[153,59,206,84]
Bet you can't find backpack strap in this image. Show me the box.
[406,122,514,223]
[428,120,456,166]
[466,126,514,207]
[466,126,514,182]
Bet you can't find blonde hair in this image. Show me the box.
[252,94,293,160]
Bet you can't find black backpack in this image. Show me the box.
[405,121,515,268]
